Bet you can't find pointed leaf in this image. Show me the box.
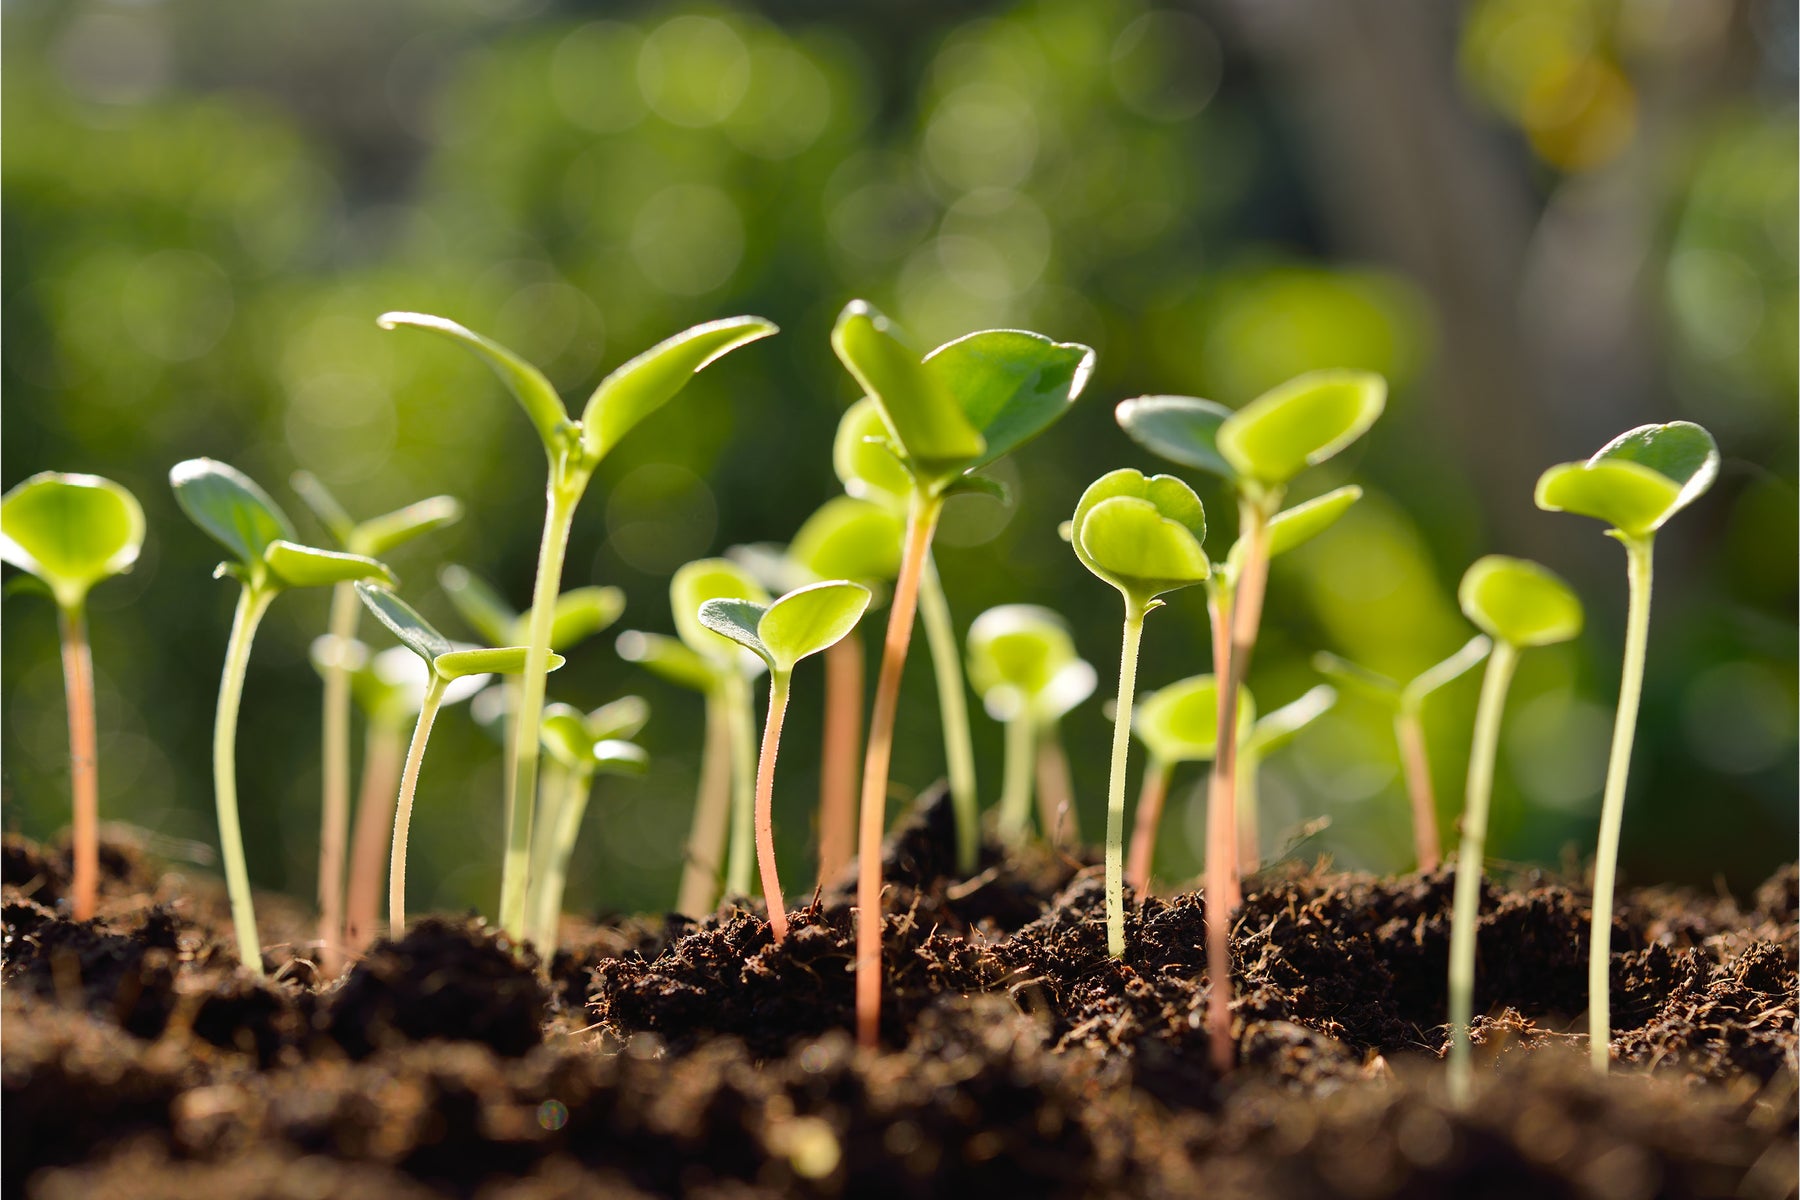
[616,630,718,693]
[697,597,774,669]
[586,695,650,742]
[789,497,904,585]
[170,458,295,569]
[265,541,394,591]
[1216,370,1387,487]
[756,580,871,672]
[379,312,570,452]
[671,557,770,663]
[924,328,1094,469]
[289,471,356,546]
[831,301,984,485]
[544,585,626,650]
[436,645,559,680]
[350,495,463,558]
[1458,556,1583,649]
[1401,635,1492,711]
[0,472,146,609]
[1115,395,1236,479]
[355,581,455,665]
[592,739,650,776]
[439,564,519,646]
[832,397,912,510]
[1245,685,1336,758]
[1267,485,1362,558]
[581,316,777,461]
[1071,469,1209,606]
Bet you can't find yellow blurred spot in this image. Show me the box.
[1523,57,1637,171]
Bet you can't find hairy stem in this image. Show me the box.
[756,672,793,941]
[817,633,863,889]
[1396,708,1441,871]
[1125,757,1172,896]
[918,554,979,874]
[1035,724,1079,846]
[724,670,758,897]
[677,686,732,916]
[530,766,593,954]
[391,675,449,939]
[344,720,404,955]
[214,585,276,976]
[1105,603,1148,958]
[58,603,100,922]
[996,714,1036,846]
[315,581,360,973]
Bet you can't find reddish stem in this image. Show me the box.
[1396,711,1441,871]
[817,632,863,889]
[343,722,403,956]
[59,606,99,922]
[1035,728,1079,846]
[756,675,792,941]
[1125,758,1171,896]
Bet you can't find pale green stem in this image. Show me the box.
[756,671,793,940]
[214,585,277,976]
[1590,535,1653,1074]
[57,602,100,922]
[724,669,758,897]
[1106,602,1148,959]
[391,674,449,939]
[918,553,979,873]
[531,765,594,953]
[677,685,732,916]
[527,759,571,932]
[996,714,1036,846]
[316,581,359,973]
[1447,638,1519,1105]
[1396,706,1442,872]
[1236,743,1261,873]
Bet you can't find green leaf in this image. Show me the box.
[592,739,650,776]
[1245,685,1336,758]
[1216,370,1386,488]
[832,397,912,510]
[754,580,871,673]
[940,473,1009,504]
[544,585,627,650]
[924,328,1094,469]
[1535,421,1718,538]
[355,581,455,665]
[831,301,984,485]
[540,703,594,769]
[265,541,394,591]
[1594,421,1719,512]
[1458,556,1583,648]
[1134,674,1254,765]
[1070,469,1209,607]
[1037,660,1098,723]
[439,564,519,646]
[170,458,295,570]
[0,472,146,610]
[1310,652,1401,705]
[671,557,770,664]
[378,312,570,453]
[436,645,557,680]
[289,471,355,546]
[966,604,1077,718]
[696,597,772,669]
[350,495,463,558]
[788,497,903,585]
[1401,635,1492,711]
[586,694,650,742]
[616,629,718,693]
[581,316,777,462]
[1114,395,1236,479]
[1266,485,1362,558]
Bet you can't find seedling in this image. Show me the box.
[1446,555,1582,1103]
[380,310,774,941]
[530,697,649,954]
[1118,370,1383,1071]
[1236,684,1336,871]
[291,471,462,973]
[1070,468,1211,959]
[698,581,871,940]
[1535,420,1718,1074]
[0,472,145,921]
[170,458,393,975]
[354,582,561,937]
[834,300,1093,1046]
[1127,673,1245,894]
[1314,635,1492,870]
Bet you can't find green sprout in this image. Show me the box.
[832,299,1093,1047]
[170,458,393,975]
[965,605,1096,847]
[1447,555,1583,1103]
[530,697,649,954]
[354,582,561,938]
[697,580,872,941]
[1070,468,1211,959]
[1128,674,1239,894]
[0,472,145,922]
[1117,370,1384,1071]
[1235,684,1336,871]
[1313,635,1492,871]
[290,471,462,973]
[379,310,775,942]
[1535,420,1718,1075]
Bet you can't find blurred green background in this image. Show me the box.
[4,0,1794,929]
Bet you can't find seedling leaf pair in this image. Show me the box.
[1534,421,1719,540]
[173,459,394,593]
[540,697,651,776]
[1071,468,1210,608]
[698,581,872,676]
[355,583,561,680]
[966,605,1093,724]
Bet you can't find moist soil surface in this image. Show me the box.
[4,792,1795,1199]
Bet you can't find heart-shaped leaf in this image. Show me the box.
[1071,469,1210,607]
[924,329,1094,469]
[170,458,296,570]
[1458,556,1583,649]
[1401,635,1492,710]
[356,581,455,665]
[789,497,904,585]
[671,558,770,665]
[755,581,871,673]
[833,397,913,510]
[1,472,146,610]
[1134,674,1255,765]
[1216,370,1386,488]
[616,629,718,693]
[265,541,394,591]
[1535,421,1718,538]
[966,604,1078,719]
[1115,395,1236,479]
[832,301,985,486]
[379,312,570,452]
[290,471,356,546]
[437,645,556,680]
[439,564,519,646]
[349,495,463,558]
[592,739,650,776]
[544,585,627,650]
[581,316,777,461]
[1244,685,1336,758]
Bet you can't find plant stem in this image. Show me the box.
[1447,638,1519,1105]
[817,633,863,889]
[501,478,581,940]
[531,766,593,954]
[918,553,979,874]
[1590,535,1653,1075]
[57,603,99,922]
[996,714,1035,846]
[1125,757,1172,896]
[756,671,794,941]
[344,719,404,955]
[724,670,758,897]
[316,581,359,974]
[214,585,277,976]
[527,760,571,938]
[391,674,449,939]
[1236,746,1261,874]
[1035,724,1079,846]
[855,490,942,1048]
[1104,603,1148,958]
[677,686,732,916]
[1396,708,1441,871]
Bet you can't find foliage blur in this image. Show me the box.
[4,0,1794,922]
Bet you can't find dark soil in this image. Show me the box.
[4,794,1795,1199]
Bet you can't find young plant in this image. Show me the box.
[697,581,872,940]
[290,471,462,973]
[1069,469,1211,959]
[170,458,393,975]
[1446,555,1582,1103]
[1117,371,1383,1070]
[380,310,774,941]
[1127,673,1242,894]
[530,697,649,953]
[1534,420,1718,1074]
[832,300,1093,1047]
[354,582,561,937]
[1313,635,1492,870]
[0,472,145,921]
[1235,684,1336,871]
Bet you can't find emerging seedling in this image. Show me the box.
[380,309,774,941]
[1446,555,1582,1103]
[1535,420,1718,1075]
[698,580,871,940]
[1070,468,1211,959]
[354,582,560,937]
[1235,684,1336,871]
[530,697,649,954]
[170,458,393,975]
[291,471,462,973]
[1314,635,1492,870]
[0,472,145,920]
[1127,674,1244,894]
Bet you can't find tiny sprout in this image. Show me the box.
[528,697,649,954]
[1313,635,1491,871]
[699,580,872,941]
[0,472,145,921]
[380,309,774,941]
[1236,684,1336,872]
[171,458,393,975]
[1535,420,1718,1076]
[1070,468,1210,959]
[1447,555,1582,1104]
[355,582,561,937]
[1127,674,1248,895]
